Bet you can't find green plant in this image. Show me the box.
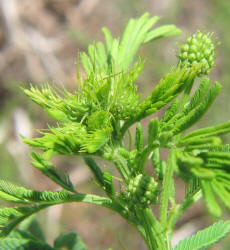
[1,12,230,249]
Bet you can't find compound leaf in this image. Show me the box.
[148,118,159,145]
[181,121,230,143]
[31,152,75,192]
[162,100,179,123]
[0,180,73,205]
[172,81,222,135]
[0,205,48,237]
[118,13,159,70]
[54,232,87,250]
[103,172,115,197]
[173,220,230,250]
[0,229,53,250]
[19,216,45,242]
[201,180,222,217]
[144,24,181,43]
[135,123,144,151]
[84,157,105,187]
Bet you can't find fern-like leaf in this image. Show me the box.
[81,128,110,153]
[19,216,45,242]
[148,118,159,145]
[103,172,115,197]
[162,100,179,123]
[84,157,105,187]
[0,229,54,249]
[172,81,222,134]
[54,232,87,250]
[173,220,230,250]
[201,180,222,217]
[31,152,75,192]
[0,205,49,237]
[81,12,180,77]
[185,178,201,199]
[181,121,230,143]
[0,180,74,205]
[135,123,144,151]
[144,24,181,43]
[118,13,159,70]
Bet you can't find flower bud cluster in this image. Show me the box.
[127,174,159,206]
[178,31,216,76]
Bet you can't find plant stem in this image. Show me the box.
[113,151,131,182]
[136,207,167,250]
[159,149,176,246]
[167,190,202,234]
[102,145,131,182]
[137,144,159,173]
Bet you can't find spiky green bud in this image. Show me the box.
[127,174,159,206]
[178,31,217,76]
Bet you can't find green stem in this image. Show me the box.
[77,193,148,242]
[74,193,149,244]
[121,119,138,137]
[127,129,132,151]
[137,144,159,173]
[113,150,131,182]
[167,190,202,234]
[160,150,176,231]
[101,146,131,182]
[136,207,167,250]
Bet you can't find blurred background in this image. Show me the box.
[0,0,230,249]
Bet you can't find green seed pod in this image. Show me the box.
[127,174,159,207]
[177,31,218,76]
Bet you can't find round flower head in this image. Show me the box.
[177,31,218,76]
[127,174,159,207]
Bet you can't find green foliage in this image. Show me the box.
[0,180,120,237]
[180,121,230,142]
[135,67,197,124]
[0,180,73,204]
[99,13,180,74]
[144,24,181,43]
[0,229,54,250]
[148,118,159,145]
[134,118,161,173]
[103,172,115,197]
[135,123,144,151]
[160,79,222,136]
[54,232,87,250]
[84,157,115,197]
[152,149,166,181]
[0,216,87,250]
[2,12,230,250]
[20,217,46,242]
[0,205,48,237]
[19,217,87,250]
[84,157,105,187]
[176,144,230,216]
[173,220,230,250]
[0,180,75,237]
[30,152,75,192]
[173,81,222,134]
[23,84,89,123]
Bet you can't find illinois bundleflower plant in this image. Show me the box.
[1,13,230,250]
